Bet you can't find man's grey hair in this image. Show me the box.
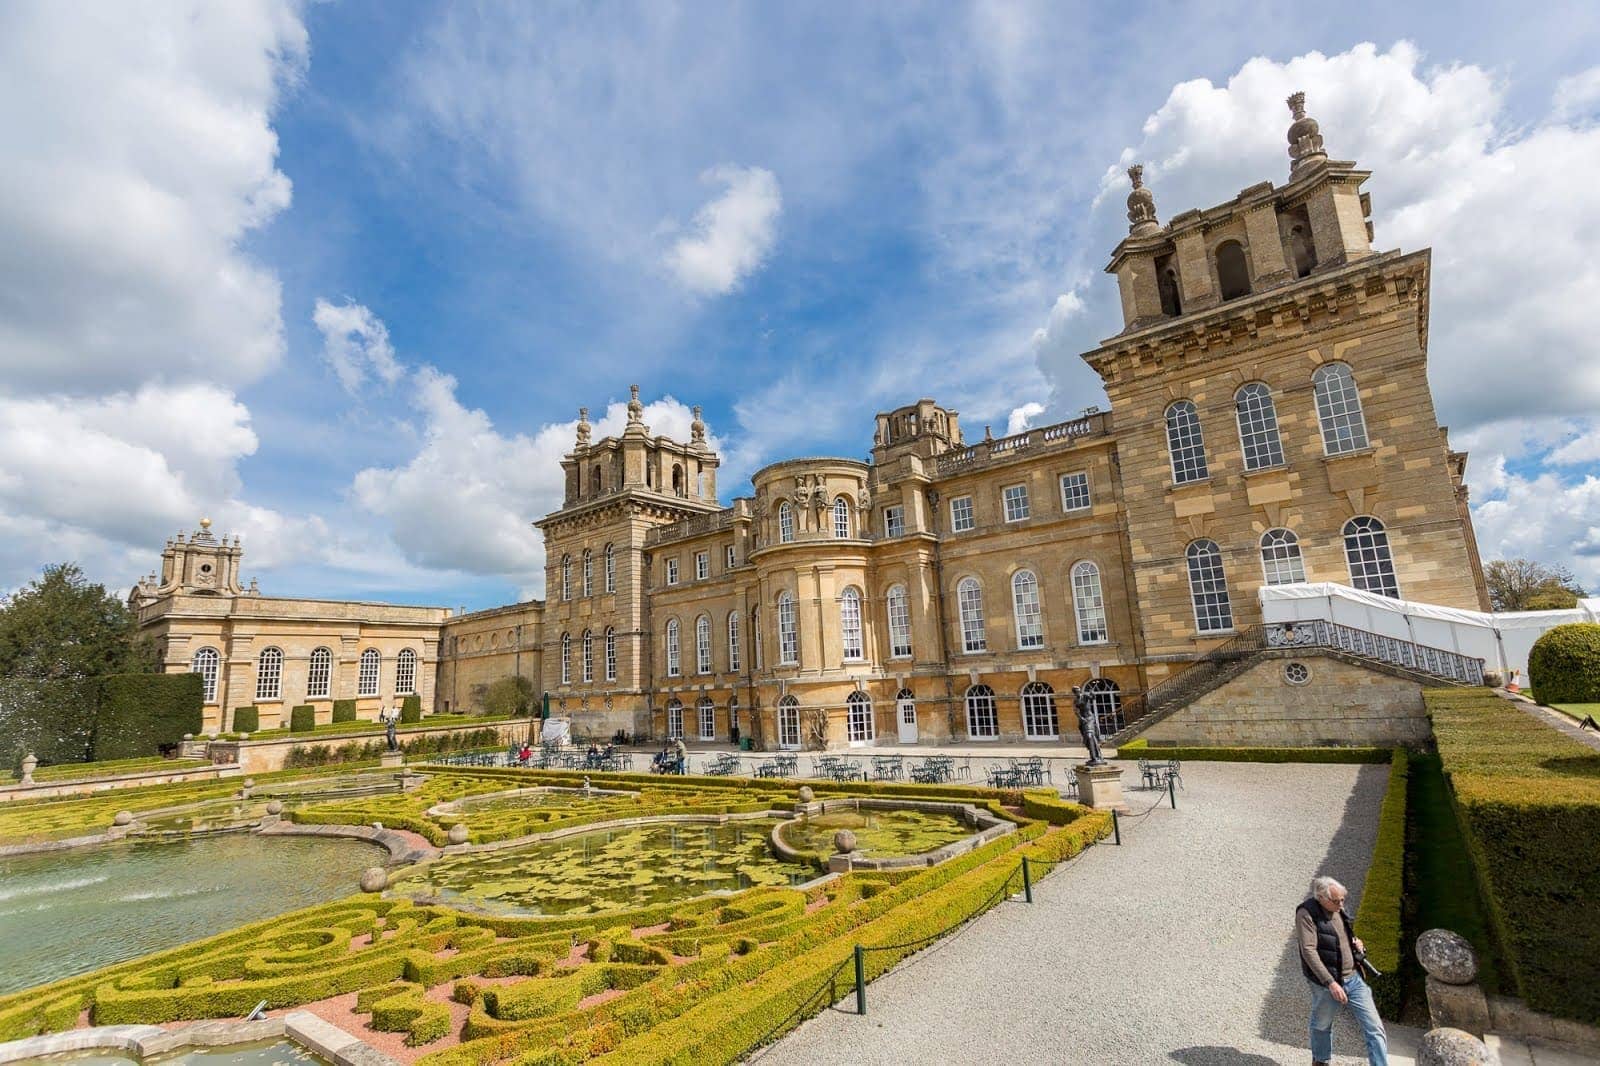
[1310,876,1346,903]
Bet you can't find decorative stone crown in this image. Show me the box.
[1126,164,1159,236]
[575,406,591,446]
[690,405,706,445]
[1286,91,1327,174]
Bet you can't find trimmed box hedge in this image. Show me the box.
[332,699,357,723]
[231,706,259,733]
[1353,748,1407,1018]
[289,705,316,732]
[401,694,423,723]
[1116,739,1391,763]
[1527,623,1600,704]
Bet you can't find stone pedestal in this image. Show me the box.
[1074,763,1128,812]
[19,753,37,786]
[379,750,404,769]
[1427,976,1491,1035]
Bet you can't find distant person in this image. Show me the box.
[517,743,532,765]
[673,736,687,774]
[1296,875,1388,1065]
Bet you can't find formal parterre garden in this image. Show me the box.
[0,763,1109,1064]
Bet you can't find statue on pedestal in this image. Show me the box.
[1072,686,1106,766]
[380,705,399,753]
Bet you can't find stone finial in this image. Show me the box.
[627,384,643,423]
[797,785,815,804]
[265,800,284,815]
[1287,91,1327,174]
[113,810,134,826]
[1417,929,1480,985]
[833,829,857,854]
[690,405,706,444]
[446,823,470,845]
[19,753,37,786]
[1125,163,1160,236]
[1416,1028,1499,1066]
[199,516,212,531]
[575,406,591,446]
[360,867,388,893]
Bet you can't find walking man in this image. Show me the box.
[1296,875,1388,1065]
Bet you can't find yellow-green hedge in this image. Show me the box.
[1353,748,1407,1018]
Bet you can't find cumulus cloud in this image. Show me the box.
[314,298,405,393]
[1006,402,1045,435]
[664,166,782,295]
[1553,66,1600,122]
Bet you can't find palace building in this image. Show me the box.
[132,95,1489,749]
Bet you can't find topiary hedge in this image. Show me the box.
[289,705,315,732]
[1527,622,1600,704]
[1116,739,1391,763]
[1353,748,1407,1018]
[332,699,357,724]
[90,673,204,760]
[400,694,423,723]
[231,706,259,733]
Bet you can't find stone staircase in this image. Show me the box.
[1108,620,1486,747]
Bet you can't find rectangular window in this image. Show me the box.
[728,615,741,673]
[665,558,678,586]
[725,544,736,570]
[698,701,715,741]
[1002,484,1030,522]
[883,505,905,538]
[605,631,617,681]
[695,551,709,580]
[949,495,974,533]
[1059,472,1091,513]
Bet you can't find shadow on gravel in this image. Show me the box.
[1254,762,1388,1055]
[1170,1047,1281,1065]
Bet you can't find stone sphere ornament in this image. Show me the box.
[1417,929,1480,985]
[112,810,134,826]
[243,778,255,788]
[833,829,857,854]
[264,800,283,815]
[797,786,815,804]
[1416,1027,1499,1066]
[359,867,388,893]
[447,823,470,845]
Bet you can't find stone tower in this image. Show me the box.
[1081,93,1489,683]
[534,387,723,736]
[129,518,247,605]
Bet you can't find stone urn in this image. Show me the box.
[833,829,857,854]
[359,867,388,893]
[113,810,134,827]
[1416,1027,1500,1066]
[447,823,470,845]
[19,753,37,786]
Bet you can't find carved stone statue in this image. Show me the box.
[381,706,399,753]
[1072,686,1106,766]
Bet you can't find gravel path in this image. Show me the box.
[757,761,1408,1065]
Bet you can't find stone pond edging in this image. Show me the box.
[259,820,439,864]
[0,1012,401,1066]
[767,797,1015,872]
[0,763,241,805]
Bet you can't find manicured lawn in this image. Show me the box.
[222,713,523,741]
[1552,703,1600,724]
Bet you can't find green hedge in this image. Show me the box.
[231,706,259,733]
[1527,623,1600,704]
[401,695,423,723]
[289,705,315,733]
[1117,739,1391,763]
[332,699,357,724]
[2,674,201,768]
[1353,749,1407,1018]
[1428,687,1600,1024]
[90,673,204,760]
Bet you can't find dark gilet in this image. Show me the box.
[1296,897,1354,986]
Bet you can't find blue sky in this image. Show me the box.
[3,1,1599,610]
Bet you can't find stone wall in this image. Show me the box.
[226,719,529,774]
[1140,652,1429,747]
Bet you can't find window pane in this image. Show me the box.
[256,647,283,701]
[604,544,616,592]
[1314,363,1369,455]
[840,588,864,660]
[605,629,617,681]
[778,594,799,664]
[1012,570,1044,649]
[958,578,986,652]
[965,685,997,738]
[1060,473,1091,512]
[833,497,850,538]
[665,620,680,676]
[727,613,741,673]
[1186,540,1234,632]
[1003,484,1030,522]
[396,649,417,695]
[306,647,331,699]
[696,616,711,673]
[779,503,795,543]
[1166,401,1209,484]
[847,693,874,742]
[582,632,593,682]
[1260,528,1307,586]
[1235,383,1285,470]
[887,584,912,658]
[1343,517,1400,598]
[950,496,974,532]
[884,506,905,538]
[1022,682,1059,739]
[1072,563,1109,644]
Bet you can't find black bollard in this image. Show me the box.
[1112,807,1121,845]
[1168,775,1177,809]
[854,944,867,1015]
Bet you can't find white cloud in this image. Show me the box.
[313,298,405,393]
[1006,402,1045,436]
[0,2,305,395]
[664,166,782,295]
[1553,66,1600,122]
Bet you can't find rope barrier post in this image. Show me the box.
[1022,856,1033,903]
[1112,807,1121,845]
[854,944,867,1015]
[1168,775,1177,809]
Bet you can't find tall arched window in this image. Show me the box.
[581,630,594,683]
[1186,540,1234,633]
[357,648,380,697]
[306,646,332,699]
[833,496,851,539]
[778,502,795,544]
[560,554,572,601]
[1071,562,1109,644]
[840,587,864,660]
[1165,400,1209,484]
[957,577,987,653]
[1234,383,1284,470]
[666,697,684,739]
[591,465,602,495]
[1021,681,1058,740]
[604,627,617,681]
[604,543,616,593]
[191,646,220,703]
[964,684,998,738]
[886,584,912,659]
[1343,517,1400,598]
[777,592,799,665]
[846,691,874,743]
[697,695,715,740]
[695,615,712,674]
[727,612,741,673]
[1313,363,1369,455]
[395,648,417,695]
[582,549,593,597]
[1084,678,1123,736]
[1216,239,1251,300]
[665,619,681,677]
[1011,570,1044,649]
[256,647,284,702]
[1260,528,1307,586]
[560,633,571,684]
[752,607,763,670]
[777,694,801,749]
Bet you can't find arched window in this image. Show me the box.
[305,646,332,699]
[833,496,851,539]
[695,615,712,674]
[964,684,998,739]
[840,587,864,661]
[1011,570,1044,649]
[604,543,616,593]
[357,648,380,697]
[777,694,801,749]
[1260,529,1307,586]
[560,554,572,601]
[752,607,763,670]
[604,627,617,681]
[1084,678,1123,736]
[666,697,684,740]
[1021,681,1058,740]
[395,648,417,695]
[560,633,572,684]
[777,592,799,665]
[581,630,594,683]
[1288,223,1317,278]
[1186,540,1234,633]
[191,647,220,703]
[1234,383,1284,470]
[778,502,795,543]
[697,695,716,740]
[1071,562,1109,644]
[1216,239,1251,300]
[727,612,741,673]
[1165,401,1209,484]
[582,549,593,597]
[1343,517,1400,598]
[256,647,285,701]
[1157,258,1182,317]
[957,577,987,653]
[886,584,912,659]
[591,465,603,495]
[847,691,874,743]
[1313,363,1369,455]
[665,619,681,677]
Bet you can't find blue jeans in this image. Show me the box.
[1309,972,1388,1064]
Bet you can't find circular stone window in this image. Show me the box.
[1284,661,1311,685]
[199,563,212,574]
